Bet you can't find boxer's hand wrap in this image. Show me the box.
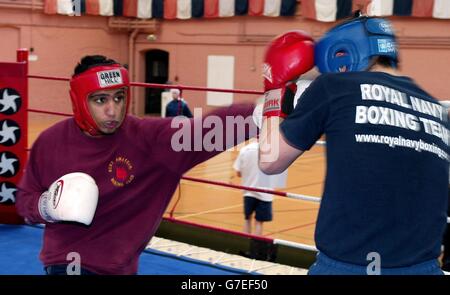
[262,31,315,118]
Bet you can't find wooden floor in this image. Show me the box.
[28,114,325,246]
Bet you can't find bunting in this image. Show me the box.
[44,0,298,19]
[44,0,450,21]
[301,0,450,22]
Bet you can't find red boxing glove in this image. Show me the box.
[262,31,315,118]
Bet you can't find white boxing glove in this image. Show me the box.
[38,172,99,225]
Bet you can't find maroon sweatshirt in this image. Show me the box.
[16,104,255,274]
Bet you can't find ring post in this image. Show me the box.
[0,49,29,224]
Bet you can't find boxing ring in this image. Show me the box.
[1,49,448,275]
[0,49,324,274]
[0,224,266,275]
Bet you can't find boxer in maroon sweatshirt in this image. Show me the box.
[16,55,257,275]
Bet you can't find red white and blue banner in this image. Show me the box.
[44,0,298,19]
[369,0,450,19]
[44,0,450,21]
[301,0,450,22]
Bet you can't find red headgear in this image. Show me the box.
[69,64,130,136]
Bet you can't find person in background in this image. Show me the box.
[233,139,287,236]
[165,88,193,118]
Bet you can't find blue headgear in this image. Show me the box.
[315,16,398,73]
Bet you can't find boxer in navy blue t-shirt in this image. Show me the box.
[258,16,449,274]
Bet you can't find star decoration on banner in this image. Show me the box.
[0,183,17,203]
[0,153,18,175]
[0,89,20,113]
[0,121,19,144]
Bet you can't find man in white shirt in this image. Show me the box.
[233,140,287,236]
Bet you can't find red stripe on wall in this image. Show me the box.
[164,0,178,19]
[300,0,317,20]
[123,0,138,17]
[352,0,372,15]
[86,0,100,15]
[412,0,434,17]
[204,0,219,18]
[249,0,265,16]
[44,0,57,14]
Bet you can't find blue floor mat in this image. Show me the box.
[0,224,249,275]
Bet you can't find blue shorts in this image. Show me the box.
[244,196,272,222]
[308,252,444,275]
[45,264,97,275]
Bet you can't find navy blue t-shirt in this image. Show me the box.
[281,72,449,267]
